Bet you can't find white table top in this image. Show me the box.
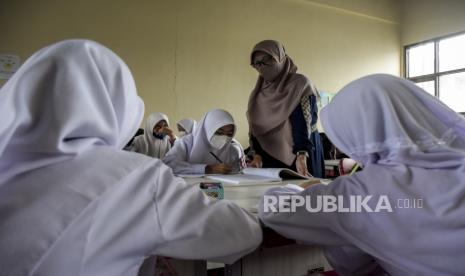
[183,177,310,213]
[181,176,333,273]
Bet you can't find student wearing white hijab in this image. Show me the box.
[127,112,176,159]
[259,74,465,275]
[176,118,197,137]
[164,109,244,175]
[0,39,262,276]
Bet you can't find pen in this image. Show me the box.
[349,163,360,175]
[210,151,223,163]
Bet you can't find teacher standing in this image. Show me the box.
[247,40,325,178]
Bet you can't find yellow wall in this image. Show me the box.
[307,0,400,23]
[0,0,400,145]
[400,0,465,46]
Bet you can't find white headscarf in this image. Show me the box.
[0,41,263,275]
[260,74,465,274]
[177,118,197,134]
[132,112,171,159]
[320,74,465,168]
[188,109,242,164]
[0,39,144,184]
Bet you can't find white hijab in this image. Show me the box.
[177,118,197,134]
[260,74,465,274]
[320,74,465,168]
[133,112,171,159]
[0,41,263,275]
[188,109,242,164]
[0,39,144,184]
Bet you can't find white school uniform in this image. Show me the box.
[164,109,244,175]
[0,39,262,276]
[129,112,172,159]
[259,74,465,275]
[177,118,197,135]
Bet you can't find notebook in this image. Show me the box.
[206,168,310,185]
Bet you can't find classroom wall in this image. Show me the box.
[308,0,400,23]
[400,0,465,46]
[0,0,400,145]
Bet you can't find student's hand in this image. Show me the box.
[296,154,312,177]
[163,127,176,141]
[205,164,233,174]
[249,154,263,168]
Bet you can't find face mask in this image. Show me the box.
[210,135,232,149]
[258,62,283,82]
[153,132,166,140]
[178,131,186,137]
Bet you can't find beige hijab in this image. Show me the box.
[247,40,316,166]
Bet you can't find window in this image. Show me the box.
[405,32,465,112]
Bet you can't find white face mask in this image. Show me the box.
[210,135,232,149]
[178,131,186,137]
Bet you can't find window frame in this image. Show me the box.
[404,30,465,99]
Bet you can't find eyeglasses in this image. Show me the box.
[251,55,275,68]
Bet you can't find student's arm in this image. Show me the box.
[153,163,262,263]
[229,139,246,171]
[230,139,245,160]
[162,137,206,175]
[258,180,349,247]
[83,158,261,273]
[162,127,177,146]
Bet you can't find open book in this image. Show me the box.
[206,168,310,185]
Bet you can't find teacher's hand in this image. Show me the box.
[296,154,312,177]
[249,154,263,168]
